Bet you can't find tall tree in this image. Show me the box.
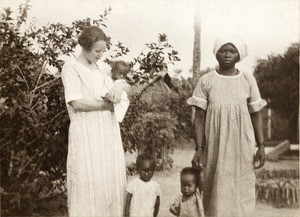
[253,43,299,143]
[192,0,201,79]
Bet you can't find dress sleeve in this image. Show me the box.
[61,61,83,104]
[187,76,208,110]
[155,183,161,196]
[247,75,267,113]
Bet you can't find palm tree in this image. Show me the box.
[191,0,201,123]
[192,0,201,79]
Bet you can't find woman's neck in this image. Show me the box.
[217,67,238,76]
[77,53,98,70]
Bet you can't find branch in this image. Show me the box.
[50,109,67,123]
[17,148,48,177]
[30,77,60,94]
[32,60,48,92]
[8,151,15,177]
[15,65,30,90]
[139,76,161,95]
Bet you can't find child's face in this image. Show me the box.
[111,64,130,80]
[138,160,155,182]
[111,72,122,80]
[180,174,197,196]
[216,43,240,70]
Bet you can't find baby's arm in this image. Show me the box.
[153,196,160,217]
[105,81,131,104]
[124,192,132,217]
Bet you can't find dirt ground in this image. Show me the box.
[125,148,299,217]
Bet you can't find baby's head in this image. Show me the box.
[136,153,156,182]
[108,60,131,81]
[180,167,199,197]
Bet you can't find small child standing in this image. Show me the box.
[102,60,131,122]
[170,167,205,217]
[124,153,161,217]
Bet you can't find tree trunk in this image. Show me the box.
[267,108,272,139]
[192,1,201,79]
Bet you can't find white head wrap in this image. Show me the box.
[213,35,248,61]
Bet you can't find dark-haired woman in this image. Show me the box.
[61,26,130,217]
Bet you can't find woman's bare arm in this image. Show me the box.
[69,98,113,112]
[124,192,132,217]
[250,111,265,169]
[191,107,206,170]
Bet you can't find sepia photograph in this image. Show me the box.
[0,0,299,216]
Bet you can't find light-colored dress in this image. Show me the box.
[170,189,205,217]
[187,70,267,217]
[61,59,126,217]
[126,177,161,217]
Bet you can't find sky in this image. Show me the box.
[1,0,299,76]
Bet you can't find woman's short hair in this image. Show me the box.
[136,153,156,171]
[78,26,108,51]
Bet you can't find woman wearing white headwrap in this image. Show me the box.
[187,36,267,217]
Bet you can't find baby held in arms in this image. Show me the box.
[103,60,131,122]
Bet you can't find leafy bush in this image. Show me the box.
[0,3,69,215]
[130,112,177,170]
[254,43,299,143]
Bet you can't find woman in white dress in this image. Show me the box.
[61,26,130,217]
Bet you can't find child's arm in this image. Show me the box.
[169,196,180,216]
[115,79,131,93]
[124,192,132,217]
[198,171,204,193]
[106,81,131,104]
[153,195,160,217]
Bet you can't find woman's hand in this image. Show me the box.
[102,99,114,112]
[254,145,265,169]
[191,148,204,171]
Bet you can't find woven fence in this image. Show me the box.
[256,169,299,208]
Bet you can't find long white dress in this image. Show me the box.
[62,59,126,217]
[187,70,267,217]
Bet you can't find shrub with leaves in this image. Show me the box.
[130,33,180,84]
[253,43,299,143]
